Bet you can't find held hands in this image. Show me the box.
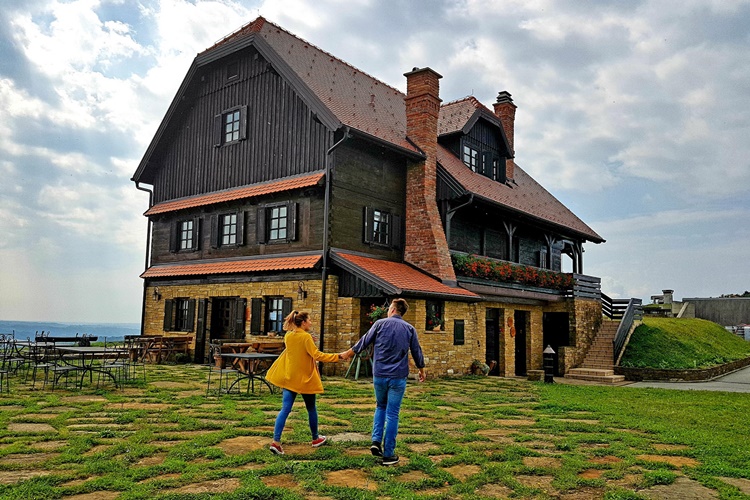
[338,348,354,360]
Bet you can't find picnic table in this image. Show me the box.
[220,352,279,394]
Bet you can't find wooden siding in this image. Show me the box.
[149,189,325,265]
[330,139,406,259]
[150,47,330,204]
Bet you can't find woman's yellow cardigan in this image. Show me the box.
[265,328,340,394]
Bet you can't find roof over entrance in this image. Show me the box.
[141,254,322,278]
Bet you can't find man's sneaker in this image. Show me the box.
[370,442,383,457]
[311,435,327,447]
[269,442,284,455]
[382,455,399,466]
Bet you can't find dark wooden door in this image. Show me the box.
[514,310,527,376]
[542,312,569,376]
[194,299,208,363]
[485,308,500,376]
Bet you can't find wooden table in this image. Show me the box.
[220,352,279,394]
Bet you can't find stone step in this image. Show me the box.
[565,368,625,384]
[568,368,615,376]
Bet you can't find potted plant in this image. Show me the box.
[367,304,388,325]
[426,310,444,331]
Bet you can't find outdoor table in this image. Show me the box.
[54,346,127,388]
[220,352,279,394]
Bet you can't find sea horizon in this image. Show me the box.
[0,319,141,341]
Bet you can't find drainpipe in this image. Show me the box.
[135,182,153,336]
[319,127,351,355]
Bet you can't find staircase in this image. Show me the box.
[565,320,626,384]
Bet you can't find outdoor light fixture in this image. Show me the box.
[297,282,307,301]
[152,287,161,301]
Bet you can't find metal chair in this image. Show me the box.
[206,344,239,396]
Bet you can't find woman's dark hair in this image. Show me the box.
[283,310,310,331]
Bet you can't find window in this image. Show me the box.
[163,298,196,332]
[425,300,445,331]
[265,297,284,333]
[539,247,549,269]
[224,110,241,143]
[463,145,479,172]
[257,202,297,244]
[250,297,293,335]
[210,212,245,248]
[169,217,200,253]
[220,213,237,246]
[179,220,194,250]
[214,105,247,146]
[453,319,465,345]
[268,205,288,241]
[363,206,401,248]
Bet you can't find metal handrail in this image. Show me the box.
[612,298,643,363]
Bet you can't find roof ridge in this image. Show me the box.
[205,16,405,96]
[442,95,482,108]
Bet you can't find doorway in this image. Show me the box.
[485,308,500,376]
[514,310,528,376]
[542,312,570,376]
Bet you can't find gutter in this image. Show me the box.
[135,182,154,336]
[319,127,351,354]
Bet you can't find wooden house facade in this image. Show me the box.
[132,17,606,377]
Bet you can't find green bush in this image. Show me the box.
[620,318,750,369]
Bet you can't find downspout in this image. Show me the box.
[135,182,154,336]
[319,127,351,354]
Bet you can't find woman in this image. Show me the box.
[265,310,346,455]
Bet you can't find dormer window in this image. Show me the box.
[463,145,479,172]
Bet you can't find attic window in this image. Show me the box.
[214,105,247,146]
[463,145,479,172]
[226,61,239,80]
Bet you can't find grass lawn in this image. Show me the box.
[1,364,750,499]
[621,318,750,369]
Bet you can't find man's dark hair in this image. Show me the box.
[391,298,408,316]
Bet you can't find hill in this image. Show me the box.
[620,317,750,369]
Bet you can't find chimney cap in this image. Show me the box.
[496,91,513,104]
[403,67,443,79]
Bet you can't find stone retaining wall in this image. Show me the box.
[615,356,750,381]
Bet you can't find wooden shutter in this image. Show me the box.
[453,319,465,346]
[186,299,196,332]
[391,214,402,248]
[234,297,247,339]
[496,156,507,183]
[192,217,200,250]
[286,201,298,242]
[482,152,493,178]
[239,105,248,140]
[256,206,267,244]
[163,299,174,331]
[195,299,208,363]
[250,298,262,335]
[213,114,222,147]
[363,206,373,243]
[169,222,178,253]
[282,298,293,325]
[210,214,219,248]
[236,211,245,246]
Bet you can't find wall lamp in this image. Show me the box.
[297,282,307,301]
[152,287,161,301]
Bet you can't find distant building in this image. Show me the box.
[645,288,750,330]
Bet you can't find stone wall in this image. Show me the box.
[616,356,750,381]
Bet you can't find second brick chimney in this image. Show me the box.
[493,91,516,180]
[403,67,456,283]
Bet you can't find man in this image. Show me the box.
[341,298,426,466]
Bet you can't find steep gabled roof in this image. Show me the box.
[436,145,604,243]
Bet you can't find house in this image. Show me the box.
[131,17,607,378]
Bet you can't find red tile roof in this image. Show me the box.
[436,145,604,242]
[141,254,321,278]
[438,96,490,136]
[203,18,419,154]
[144,171,325,216]
[333,251,478,299]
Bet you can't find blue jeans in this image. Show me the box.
[372,376,407,457]
[273,389,318,442]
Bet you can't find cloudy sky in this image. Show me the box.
[1,0,748,324]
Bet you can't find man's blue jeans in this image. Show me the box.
[372,376,407,457]
[274,389,318,442]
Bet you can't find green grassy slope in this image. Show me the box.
[620,317,750,369]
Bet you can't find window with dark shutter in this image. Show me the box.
[250,298,262,334]
[496,157,507,183]
[256,206,267,244]
[363,206,373,244]
[185,299,196,332]
[214,105,248,146]
[453,320,465,345]
[169,222,179,253]
[391,214,402,248]
[482,152,493,178]
[163,299,174,331]
[234,297,247,339]
[210,215,219,248]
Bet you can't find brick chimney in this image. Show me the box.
[493,91,516,180]
[403,67,456,284]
